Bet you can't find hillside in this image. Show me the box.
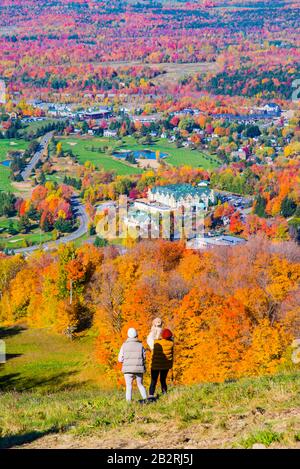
[0,327,299,449]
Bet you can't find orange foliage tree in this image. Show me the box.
[0,238,299,385]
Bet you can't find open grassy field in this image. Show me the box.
[0,219,53,249]
[0,217,19,231]
[0,166,13,192]
[45,173,65,184]
[61,137,143,176]
[60,135,220,174]
[0,139,29,162]
[121,137,220,169]
[0,231,53,250]
[0,139,29,193]
[0,327,299,449]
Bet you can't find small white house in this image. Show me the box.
[222,216,230,226]
[104,129,118,138]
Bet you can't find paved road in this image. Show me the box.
[21,132,54,181]
[13,196,89,255]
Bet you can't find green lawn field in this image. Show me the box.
[121,136,220,169]
[61,137,142,176]
[0,139,29,162]
[60,135,220,174]
[0,231,53,250]
[0,218,53,249]
[0,217,19,231]
[45,173,65,183]
[0,139,29,192]
[0,166,13,192]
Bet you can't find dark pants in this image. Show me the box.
[149,369,169,396]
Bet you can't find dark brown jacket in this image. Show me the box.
[151,338,174,370]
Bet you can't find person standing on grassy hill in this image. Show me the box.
[118,327,147,402]
[148,328,174,398]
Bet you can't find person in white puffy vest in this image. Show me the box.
[118,328,147,402]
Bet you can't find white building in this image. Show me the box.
[187,235,246,250]
[122,183,215,241]
[148,183,214,211]
[104,129,118,138]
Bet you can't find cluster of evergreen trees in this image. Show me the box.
[63,176,82,190]
[0,193,16,217]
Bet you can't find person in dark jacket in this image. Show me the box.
[118,327,147,402]
[149,328,174,397]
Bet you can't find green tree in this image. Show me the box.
[280,197,297,218]
[82,121,89,134]
[54,218,74,233]
[245,125,261,138]
[39,171,46,185]
[89,224,96,236]
[0,193,16,217]
[254,195,267,218]
[94,236,108,247]
[8,220,17,235]
[18,215,31,234]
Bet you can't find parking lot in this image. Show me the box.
[216,191,253,210]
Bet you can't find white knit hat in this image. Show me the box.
[128,327,138,339]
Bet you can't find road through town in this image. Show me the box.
[20,132,54,181]
[13,196,89,255]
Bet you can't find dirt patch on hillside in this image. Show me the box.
[12,181,34,199]
[14,408,300,449]
[137,159,161,170]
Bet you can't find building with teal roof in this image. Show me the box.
[148,183,214,211]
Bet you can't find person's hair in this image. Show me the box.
[151,317,163,340]
[152,317,163,327]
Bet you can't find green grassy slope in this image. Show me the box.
[0,327,299,449]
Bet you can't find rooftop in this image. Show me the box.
[134,200,172,212]
[187,235,246,249]
[150,184,211,200]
